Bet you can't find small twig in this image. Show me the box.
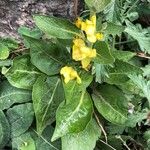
[11,48,29,54]
[136,52,150,59]
[99,140,117,150]
[116,135,131,150]
[74,0,78,18]
[8,20,13,30]
[94,112,108,143]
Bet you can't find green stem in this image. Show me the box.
[124,0,139,15]
[115,40,136,45]
[112,36,116,49]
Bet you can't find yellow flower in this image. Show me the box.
[72,38,96,69]
[81,48,96,69]
[72,38,86,61]
[60,66,81,84]
[81,58,91,70]
[96,33,104,40]
[78,15,103,43]
[75,18,82,28]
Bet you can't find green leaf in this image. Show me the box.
[112,50,136,62]
[92,85,128,125]
[105,73,129,85]
[85,0,111,13]
[0,38,19,50]
[118,79,142,95]
[34,15,80,39]
[104,22,125,36]
[0,81,31,110]
[93,63,109,83]
[51,71,93,141]
[144,130,150,149]
[0,59,12,67]
[62,119,101,150]
[94,41,115,64]
[125,21,150,54]
[51,91,93,141]
[129,75,150,103]
[31,126,60,150]
[6,103,34,137]
[0,44,9,60]
[143,64,150,78]
[104,0,121,24]
[110,59,142,75]
[18,26,42,39]
[32,75,64,134]
[12,132,35,150]
[0,110,10,148]
[107,123,125,135]
[18,27,42,48]
[62,70,93,103]
[125,111,148,127]
[26,37,70,75]
[2,55,41,89]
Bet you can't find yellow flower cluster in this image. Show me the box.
[60,15,103,84]
[72,38,96,69]
[75,15,103,43]
[60,66,81,84]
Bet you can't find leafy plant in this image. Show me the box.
[0,0,150,149]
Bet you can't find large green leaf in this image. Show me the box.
[12,132,35,150]
[85,0,111,13]
[94,41,115,64]
[112,50,136,62]
[0,44,9,60]
[2,55,41,89]
[0,81,31,110]
[6,103,34,137]
[110,59,142,75]
[92,85,128,125]
[51,91,93,141]
[26,37,70,75]
[105,73,129,85]
[0,110,10,148]
[31,126,61,150]
[32,75,64,134]
[62,70,93,103]
[62,119,101,150]
[34,15,80,39]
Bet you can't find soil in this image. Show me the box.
[0,0,83,39]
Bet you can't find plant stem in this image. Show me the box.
[116,135,131,150]
[136,52,150,59]
[124,0,139,15]
[112,36,116,49]
[99,140,117,150]
[11,48,29,53]
[94,112,108,143]
[115,40,136,45]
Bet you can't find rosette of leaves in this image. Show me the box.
[0,0,150,149]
